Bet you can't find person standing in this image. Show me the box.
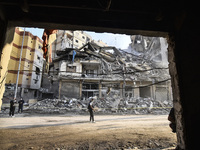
[18,98,25,113]
[88,98,95,123]
[168,107,176,133]
[9,98,17,117]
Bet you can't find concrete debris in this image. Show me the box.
[54,41,170,82]
[26,96,172,115]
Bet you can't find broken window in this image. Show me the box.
[82,83,98,89]
[35,67,40,75]
[66,66,76,73]
[82,83,99,98]
[86,70,94,77]
[86,37,90,42]
[125,86,133,97]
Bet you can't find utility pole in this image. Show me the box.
[14,27,26,99]
[72,30,74,48]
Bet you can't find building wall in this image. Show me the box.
[0,27,15,110]
[73,31,92,48]
[51,30,107,60]
[60,80,80,99]
[6,27,43,89]
[139,87,152,98]
[59,61,82,77]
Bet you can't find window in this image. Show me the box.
[37,55,40,60]
[75,40,79,43]
[86,70,94,77]
[82,83,99,98]
[125,86,132,91]
[38,45,42,50]
[66,66,76,72]
[82,83,98,90]
[87,37,90,42]
[35,67,40,75]
[82,36,85,39]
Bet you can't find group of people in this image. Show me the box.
[9,97,24,117]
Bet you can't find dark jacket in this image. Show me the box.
[88,100,94,111]
[18,99,24,106]
[10,100,17,108]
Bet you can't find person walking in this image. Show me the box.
[88,98,95,123]
[9,98,17,117]
[18,97,25,113]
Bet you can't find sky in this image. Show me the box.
[25,27,44,39]
[85,31,131,49]
[24,27,131,49]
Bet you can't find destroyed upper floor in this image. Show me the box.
[49,32,170,82]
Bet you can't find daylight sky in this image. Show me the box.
[25,27,131,49]
[85,31,131,49]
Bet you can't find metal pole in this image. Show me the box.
[72,30,74,48]
[14,27,26,99]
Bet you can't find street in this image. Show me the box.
[0,114,177,150]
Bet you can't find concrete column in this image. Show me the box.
[133,88,140,98]
[79,80,82,99]
[120,82,123,97]
[168,34,185,149]
[151,85,156,100]
[99,81,102,98]
[58,80,62,99]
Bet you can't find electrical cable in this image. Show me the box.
[7,67,169,75]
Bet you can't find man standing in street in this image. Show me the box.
[18,97,25,113]
[88,98,95,123]
[9,98,17,117]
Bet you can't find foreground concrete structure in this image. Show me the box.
[0,1,199,149]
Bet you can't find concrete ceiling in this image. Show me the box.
[0,0,191,37]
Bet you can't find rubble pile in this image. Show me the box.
[27,98,87,114]
[27,96,172,115]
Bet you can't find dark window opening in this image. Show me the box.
[35,67,40,75]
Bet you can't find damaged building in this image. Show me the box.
[1,1,199,149]
[42,30,172,103]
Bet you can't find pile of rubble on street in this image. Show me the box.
[26,96,172,115]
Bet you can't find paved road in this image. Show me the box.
[0,114,177,150]
[0,114,167,129]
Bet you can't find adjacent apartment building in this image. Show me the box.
[5,27,44,101]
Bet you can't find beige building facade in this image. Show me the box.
[5,27,43,100]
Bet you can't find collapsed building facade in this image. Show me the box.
[42,30,172,103]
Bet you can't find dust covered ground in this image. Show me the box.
[0,114,177,150]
